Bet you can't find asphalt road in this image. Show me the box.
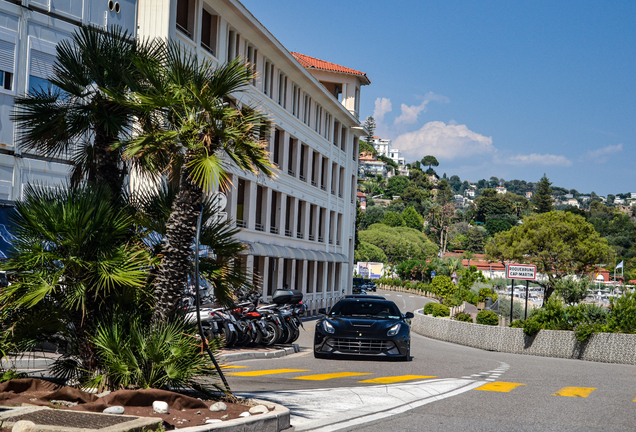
[226,289,636,431]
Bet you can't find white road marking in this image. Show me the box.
[242,378,483,431]
[397,295,403,297]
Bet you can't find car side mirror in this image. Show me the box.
[318,308,327,315]
[404,312,414,319]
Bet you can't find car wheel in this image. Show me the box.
[402,343,411,361]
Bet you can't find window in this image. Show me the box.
[29,50,58,95]
[303,95,311,125]
[292,85,299,117]
[354,86,360,118]
[176,0,194,39]
[314,105,322,134]
[278,73,287,107]
[245,44,257,85]
[227,30,239,62]
[0,38,15,92]
[263,60,273,97]
[200,9,219,56]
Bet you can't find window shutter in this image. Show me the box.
[0,40,15,72]
[30,50,56,79]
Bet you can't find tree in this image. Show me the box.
[448,175,462,193]
[465,227,487,253]
[358,224,438,263]
[12,26,145,194]
[435,179,454,205]
[403,206,424,231]
[533,174,554,213]
[554,277,593,304]
[362,116,376,143]
[0,184,150,378]
[385,175,410,197]
[485,211,612,303]
[474,189,515,223]
[421,155,439,170]
[123,46,273,324]
[355,242,388,263]
[382,211,405,227]
[360,205,385,229]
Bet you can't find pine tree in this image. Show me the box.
[533,174,554,213]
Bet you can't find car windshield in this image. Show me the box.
[330,300,401,319]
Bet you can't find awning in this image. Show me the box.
[241,241,348,263]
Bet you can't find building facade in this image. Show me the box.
[137,0,368,306]
[0,0,138,204]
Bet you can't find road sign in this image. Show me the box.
[431,270,436,278]
[506,264,536,280]
[451,271,457,278]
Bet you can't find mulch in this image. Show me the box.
[0,378,269,430]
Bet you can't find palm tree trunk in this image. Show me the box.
[91,111,124,194]
[152,152,203,324]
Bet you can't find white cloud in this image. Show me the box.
[583,143,623,163]
[393,92,450,126]
[497,153,572,167]
[373,98,392,123]
[393,121,494,161]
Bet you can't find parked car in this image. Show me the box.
[314,297,413,361]
[352,277,376,292]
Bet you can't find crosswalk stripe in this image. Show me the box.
[552,387,596,398]
[227,369,309,377]
[358,375,436,384]
[474,381,526,393]
[292,372,373,381]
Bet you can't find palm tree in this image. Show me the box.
[12,26,146,194]
[0,184,150,379]
[130,181,254,308]
[121,43,273,323]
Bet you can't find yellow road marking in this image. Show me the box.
[552,387,596,398]
[220,365,247,369]
[474,381,526,393]
[359,375,437,384]
[227,369,309,377]
[292,372,373,381]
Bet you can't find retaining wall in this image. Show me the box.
[411,310,636,365]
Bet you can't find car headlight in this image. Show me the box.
[323,320,335,334]
[387,323,401,336]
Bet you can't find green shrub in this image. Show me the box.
[478,288,498,303]
[509,319,524,328]
[423,303,436,315]
[432,304,450,317]
[423,303,449,317]
[521,318,543,336]
[431,275,457,298]
[476,310,499,326]
[454,312,473,323]
[608,291,636,333]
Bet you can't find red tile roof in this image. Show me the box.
[291,52,371,84]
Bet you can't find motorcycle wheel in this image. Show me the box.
[277,322,291,344]
[221,323,237,348]
[261,321,281,346]
[249,324,263,346]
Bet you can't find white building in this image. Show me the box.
[0,0,138,203]
[370,137,406,167]
[1,0,367,306]
[138,0,369,305]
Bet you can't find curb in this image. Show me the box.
[177,399,291,432]
[219,345,300,362]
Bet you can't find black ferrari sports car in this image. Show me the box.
[314,296,414,361]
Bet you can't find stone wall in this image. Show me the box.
[411,310,636,365]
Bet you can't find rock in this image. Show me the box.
[103,406,125,414]
[249,405,269,415]
[51,400,78,408]
[12,420,36,432]
[209,401,227,412]
[206,419,223,424]
[196,410,201,415]
[96,390,112,398]
[221,415,228,419]
[152,400,169,414]
[239,412,251,418]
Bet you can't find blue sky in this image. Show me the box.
[241,0,635,195]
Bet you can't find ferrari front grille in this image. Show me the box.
[329,338,394,354]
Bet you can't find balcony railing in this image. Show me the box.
[288,169,295,177]
[297,231,304,239]
[309,233,315,241]
[300,174,306,182]
[255,222,264,232]
[320,185,326,191]
[331,189,336,195]
[285,229,293,237]
[338,192,342,198]
[329,239,334,245]
[270,226,279,235]
[311,180,317,187]
[176,23,192,38]
[318,235,324,243]
[336,240,341,246]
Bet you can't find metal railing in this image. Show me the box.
[297,231,304,239]
[236,219,247,228]
[309,233,315,241]
[311,180,317,187]
[288,169,295,177]
[300,174,306,182]
[255,222,264,232]
[285,229,293,237]
[318,235,324,243]
[270,226,279,235]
